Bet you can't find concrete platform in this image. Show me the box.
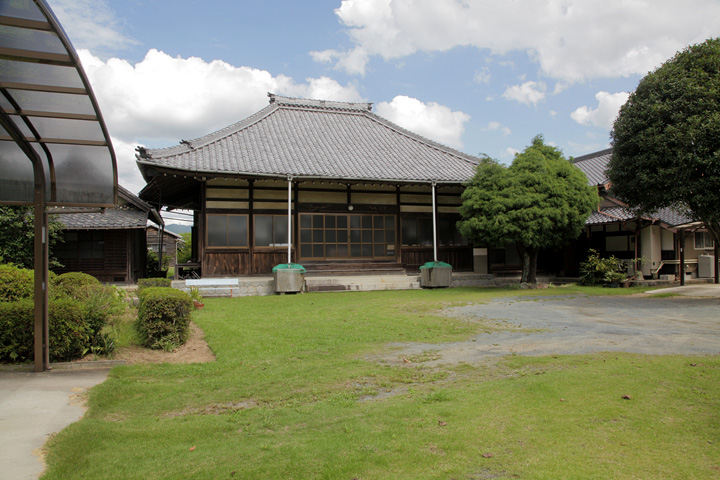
[0,368,110,480]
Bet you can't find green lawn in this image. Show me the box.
[43,286,720,479]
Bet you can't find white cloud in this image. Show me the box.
[571,91,630,129]
[110,137,147,194]
[374,96,470,149]
[319,0,720,83]
[501,147,520,159]
[48,0,138,55]
[473,67,491,84]
[80,49,364,190]
[502,81,546,106]
[484,121,511,136]
[310,47,370,76]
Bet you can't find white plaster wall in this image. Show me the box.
[640,225,662,277]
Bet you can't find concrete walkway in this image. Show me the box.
[645,283,720,297]
[0,368,110,480]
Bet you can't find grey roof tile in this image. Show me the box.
[586,205,694,227]
[137,95,479,184]
[54,185,158,230]
[573,148,612,186]
[59,208,148,230]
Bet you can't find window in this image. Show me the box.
[401,217,433,246]
[695,231,715,250]
[402,216,467,246]
[299,213,395,259]
[207,214,247,247]
[56,231,104,260]
[255,215,289,247]
[605,234,635,252]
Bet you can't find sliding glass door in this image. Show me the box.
[299,213,395,260]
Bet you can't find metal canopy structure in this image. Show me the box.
[0,0,118,371]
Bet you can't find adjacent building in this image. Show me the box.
[574,149,715,280]
[53,186,163,283]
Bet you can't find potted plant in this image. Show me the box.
[189,286,204,310]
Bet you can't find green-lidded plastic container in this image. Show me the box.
[419,261,452,270]
[271,263,306,274]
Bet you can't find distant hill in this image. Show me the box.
[165,223,192,235]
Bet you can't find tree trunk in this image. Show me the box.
[517,244,539,284]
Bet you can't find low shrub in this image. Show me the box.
[579,249,627,286]
[52,272,124,340]
[0,300,34,362]
[53,272,100,300]
[0,264,34,302]
[0,299,91,363]
[137,277,172,292]
[136,287,192,351]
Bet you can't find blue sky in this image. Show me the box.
[47,0,720,195]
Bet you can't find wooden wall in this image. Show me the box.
[200,178,472,276]
[55,229,142,283]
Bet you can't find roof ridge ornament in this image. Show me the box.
[267,93,373,112]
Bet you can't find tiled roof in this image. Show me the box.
[55,185,161,230]
[586,205,694,227]
[136,94,479,184]
[576,148,696,228]
[586,207,637,225]
[59,208,149,230]
[573,148,612,186]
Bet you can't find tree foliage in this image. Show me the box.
[0,205,64,269]
[177,232,192,264]
[609,38,720,245]
[458,136,598,283]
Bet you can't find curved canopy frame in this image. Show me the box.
[0,0,118,372]
[0,0,117,207]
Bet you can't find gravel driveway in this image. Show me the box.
[384,293,720,366]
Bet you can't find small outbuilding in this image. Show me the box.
[53,186,163,283]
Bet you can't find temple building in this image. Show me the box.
[137,95,480,277]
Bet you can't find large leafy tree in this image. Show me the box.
[0,205,64,269]
[458,136,598,284]
[609,38,720,247]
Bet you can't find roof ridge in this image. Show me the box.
[140,103,278,158]
[573,147,613,163]
[365,110,479,168]
[269,93,373,112]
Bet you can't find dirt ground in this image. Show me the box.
[81,322,215,365]
[379,293,720,367]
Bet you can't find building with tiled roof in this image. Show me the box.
[137,95,480,277]
[52,186,163,283]
[573,150,712,280]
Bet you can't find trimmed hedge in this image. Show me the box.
[53,272,100,299]
[0,299,91,363]
[136,287,192,350]
[137,277,172,292]
[0,265,125,363]
[0,264,34,302]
